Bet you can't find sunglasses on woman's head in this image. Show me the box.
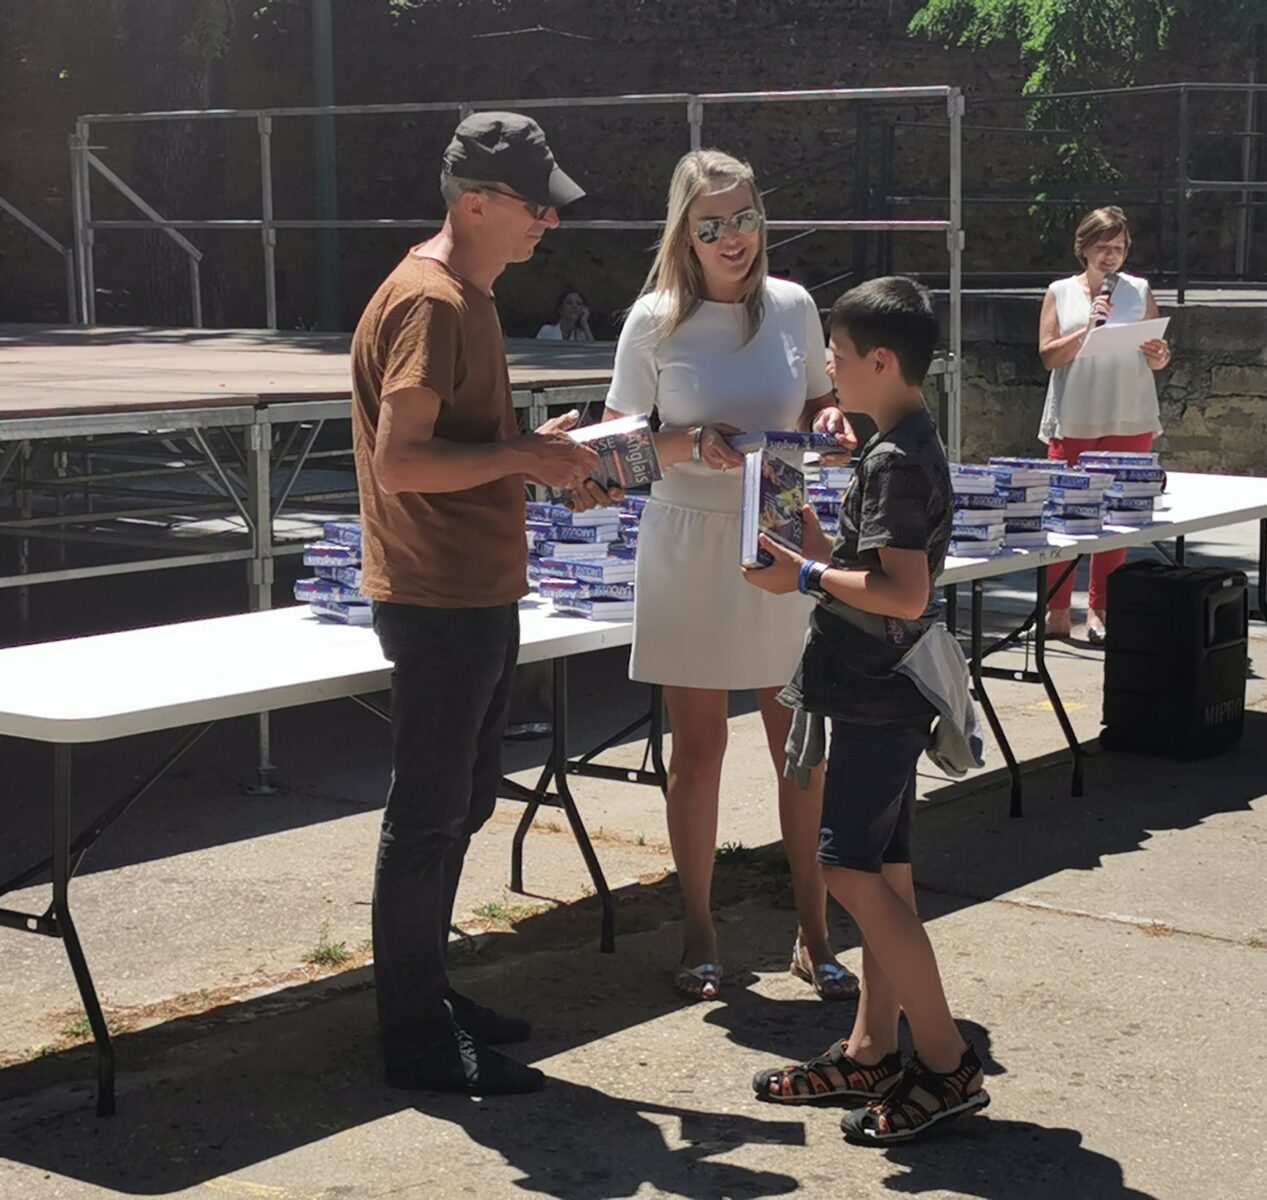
[693,209,763,244]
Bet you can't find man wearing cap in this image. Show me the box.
[351,113,607,1094]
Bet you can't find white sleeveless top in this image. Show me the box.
[1039,272,1162,443]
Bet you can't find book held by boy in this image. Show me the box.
[740,440,805,568]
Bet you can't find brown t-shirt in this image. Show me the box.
[351,254,527,608]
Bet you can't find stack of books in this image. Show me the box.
[948,467,1006,557]
[806,458,853,526]
[527,500,636,621]
[966,460,1053,549]
[1077,451,1165,527]
[296,520,371,625]
[1041,469,1111,536]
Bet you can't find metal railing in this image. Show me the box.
[879,80,1265,300]
[0,195,77,323]
[68,85,967,456]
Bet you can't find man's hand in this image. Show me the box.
[801,504,834,561]
[812,405,857,465]
[520,409,599,492]
[566,479,624,512]
[742,533,806,595]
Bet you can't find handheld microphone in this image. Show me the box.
[1094,273,1120,327]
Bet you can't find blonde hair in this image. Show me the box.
[1074,206,1132,264]
[642,149,768,344]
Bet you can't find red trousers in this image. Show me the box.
[1047,431,1156,613]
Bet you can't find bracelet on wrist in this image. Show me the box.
[691,427,704,462]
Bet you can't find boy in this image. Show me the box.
[743,276,989,1142]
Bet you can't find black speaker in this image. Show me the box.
[1100,561,1248,758]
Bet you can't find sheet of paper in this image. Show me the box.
[1077,317,1170,360]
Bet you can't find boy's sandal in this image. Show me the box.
[673,960,722,1002]
[840,1045,989,1144]
[790,937,859,1001]
[752,1043,902,1106]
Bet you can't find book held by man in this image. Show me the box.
[567,414,663,491]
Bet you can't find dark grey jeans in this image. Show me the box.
[371,600,519,1066]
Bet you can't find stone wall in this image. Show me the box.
[944,295,1267,472]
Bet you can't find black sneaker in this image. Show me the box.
[446,989,532,1045]
[386,1021,544,1095]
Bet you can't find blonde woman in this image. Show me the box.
[603,150,857,1002]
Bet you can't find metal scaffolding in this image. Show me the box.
[69,85,966,456]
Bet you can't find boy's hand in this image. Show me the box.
[801,504,835,561]
[742,534,805,594]
[812,406,857,466]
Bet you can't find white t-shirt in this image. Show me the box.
[536,323,594,342]
[1039,272,1162,443]
[606,277,832,507]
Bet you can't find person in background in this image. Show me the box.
[1038,206,1171,644]
[351,112,615,1096]
[603,148,857,1004]
[537,287,595,341]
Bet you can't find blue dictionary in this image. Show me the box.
[1078,451,1160,468]
[537,580,635,602]
[309,600,372,625]
[303,541,360,567]
[727,430,846,455]
[539,557,636,584]
[608,544,638,561]
[741,442,805,567]
[552,597,636,621]
[621,494,650,514]
[951,521,1006,541]
[1043,516,1103,535]
[1105,495,1158,512]
[954,492,1007,510]
[962,463,1050,489]
[1081,465,1166,483]
[988,456,1061,472]
[1001,485,1050,504]
[948,538,1004,558]
[294,577,362,604]
[315,564,363,588]
[529,502,624,527]
[321,520,362,549]
[1005,516,1044,532]
[1046,502,1105,520]
[547,523,619,543]
[532,540,610,560]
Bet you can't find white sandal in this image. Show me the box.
[790,936,859,1001]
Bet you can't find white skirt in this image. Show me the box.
[629,465,813,690]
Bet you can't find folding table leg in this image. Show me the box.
[509,763,551,895]
[969,579,1023,817]
[551,659,615,953]
[1174,534,1186,566]
[1032,567,1085,797]
[1257,519,1267,622]
[51,746,115,1116]
[648,685,668,794]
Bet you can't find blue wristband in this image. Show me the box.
[797,560,815,595]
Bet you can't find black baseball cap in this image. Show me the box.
[442,112,585,210]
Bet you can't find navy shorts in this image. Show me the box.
[818,718,932,872]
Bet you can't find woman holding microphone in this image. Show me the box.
[603,149,856,1002]
[1038,206,1171,642]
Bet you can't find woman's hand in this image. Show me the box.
[742,533,806,594]
[697,424,746,472]
[1141,338,1171,371]
[800,504,835,561]
[1086,295,1113,330]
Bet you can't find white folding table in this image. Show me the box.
[936,471,1267,814]
[0,600,660,1116]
